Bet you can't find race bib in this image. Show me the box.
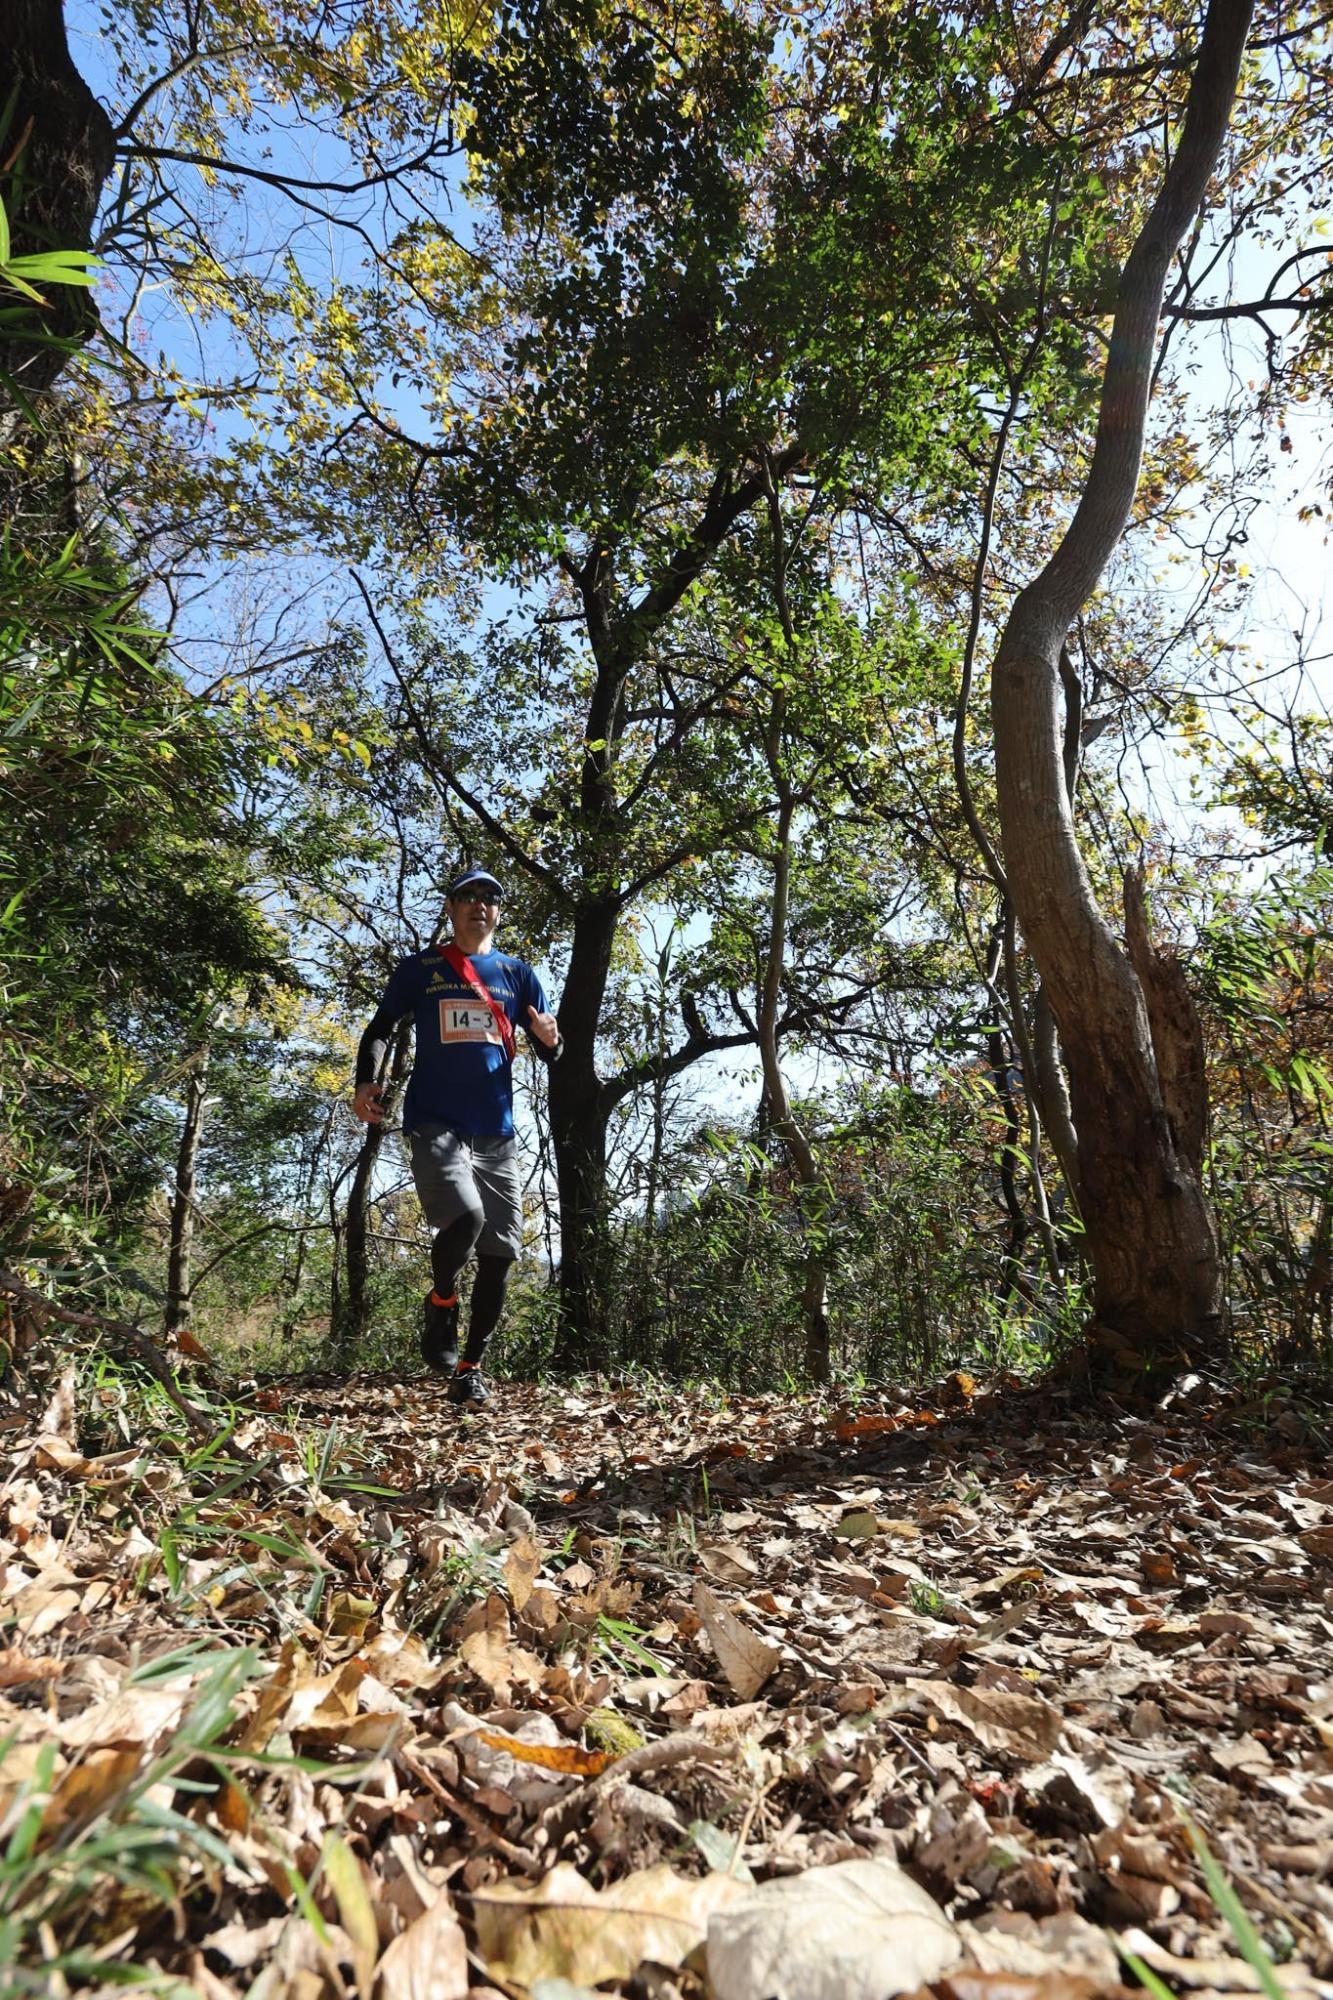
[438,999,505,1046]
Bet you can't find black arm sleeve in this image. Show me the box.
[355,1001,403,1090]
[526,1028,563,1065]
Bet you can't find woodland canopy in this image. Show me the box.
[2,0,1332,1387]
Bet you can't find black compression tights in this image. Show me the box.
[465,1254,514,1364]
[430,1210,482,1297]
[430,1216,514,1365]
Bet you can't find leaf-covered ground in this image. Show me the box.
[3,1363,1332,1998]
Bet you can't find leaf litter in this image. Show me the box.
[1,1362,1332,1996]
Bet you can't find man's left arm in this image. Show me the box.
[521,969,562,1061]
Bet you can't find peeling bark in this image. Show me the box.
[1123,865,1209,1178]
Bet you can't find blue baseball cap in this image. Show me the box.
[447,866,504,899]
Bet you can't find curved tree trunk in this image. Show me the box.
[990,0,1253,1369]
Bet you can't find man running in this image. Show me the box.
[352,865,561,1405]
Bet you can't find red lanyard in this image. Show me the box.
[440,944,516,1062]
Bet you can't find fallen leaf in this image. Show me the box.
[474,1861,746,1988]
[0,1648,65,1687]
[834,1413,901,1441]
[958,1911,1121,1984]
[913,1680,1065,1758]
[937,1977,1123,2000]
[476,1730,614,1777]
[698,1538,761,1583]
[505,1532,543,1612]
[374,1886,470,2000]
[38,1365,78,1445]
[706,1857,962,2000]
[692,1580,780,1700]
[1028,1733,1134,1831]
[832,1509,882,1541]
[461,1624,547,1701]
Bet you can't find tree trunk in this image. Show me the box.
[164,1050,209,1337]
[2,1,114,442]
[549,895,619,1372]
[756,459,830,1384]
[756,784,831,1384]
[339,1019,410,1352]
[990,0,1253,1370]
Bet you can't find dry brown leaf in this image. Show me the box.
[10,1584,80,1640]
[473,1861,747,1988]
[692,1580,780,1700]
[834,1413,901,1441]
[913,1680,1065,1758]
[1140,1548,1179,1587]
[38,1365,78,1445]
[957,1912,1121,1985]
[60,1682,191,1752]
[698,1538,761,1583]
[707,1857,962,2000]
[0,1647,65,1687]
[460,1624,547,1700]
[173,1326,215,1361]
[1210,1734,1273,1775]
[1029,1731,1134,1831]
[373,1887,470,2000]
[504,1532,543,1612]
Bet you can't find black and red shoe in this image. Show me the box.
[447,1362,490,1407]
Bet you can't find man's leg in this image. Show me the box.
[448,1138,523,1404]
[463,1254,515,1365]
[408,1126,485,1372]
[431,1209,484,1303]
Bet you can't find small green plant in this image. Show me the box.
[588,1614,672,1677]
[908,1579,948,1618]
[0,1646,258,1990]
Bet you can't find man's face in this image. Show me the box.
[448,887,501,948]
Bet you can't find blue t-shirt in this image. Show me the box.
[372,947,552,1139]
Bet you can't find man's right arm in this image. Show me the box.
[353,970,411,1123]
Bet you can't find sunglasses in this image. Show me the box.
[453,886,501,903]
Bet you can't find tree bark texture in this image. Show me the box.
[2,1,113,431]
[165,1050,209,1337]
[549,896,619,1371]
[990,0,1253,1364]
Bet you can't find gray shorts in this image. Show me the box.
[406,1123,523,1260]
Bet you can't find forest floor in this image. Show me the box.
[3,1360,1333,1999]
